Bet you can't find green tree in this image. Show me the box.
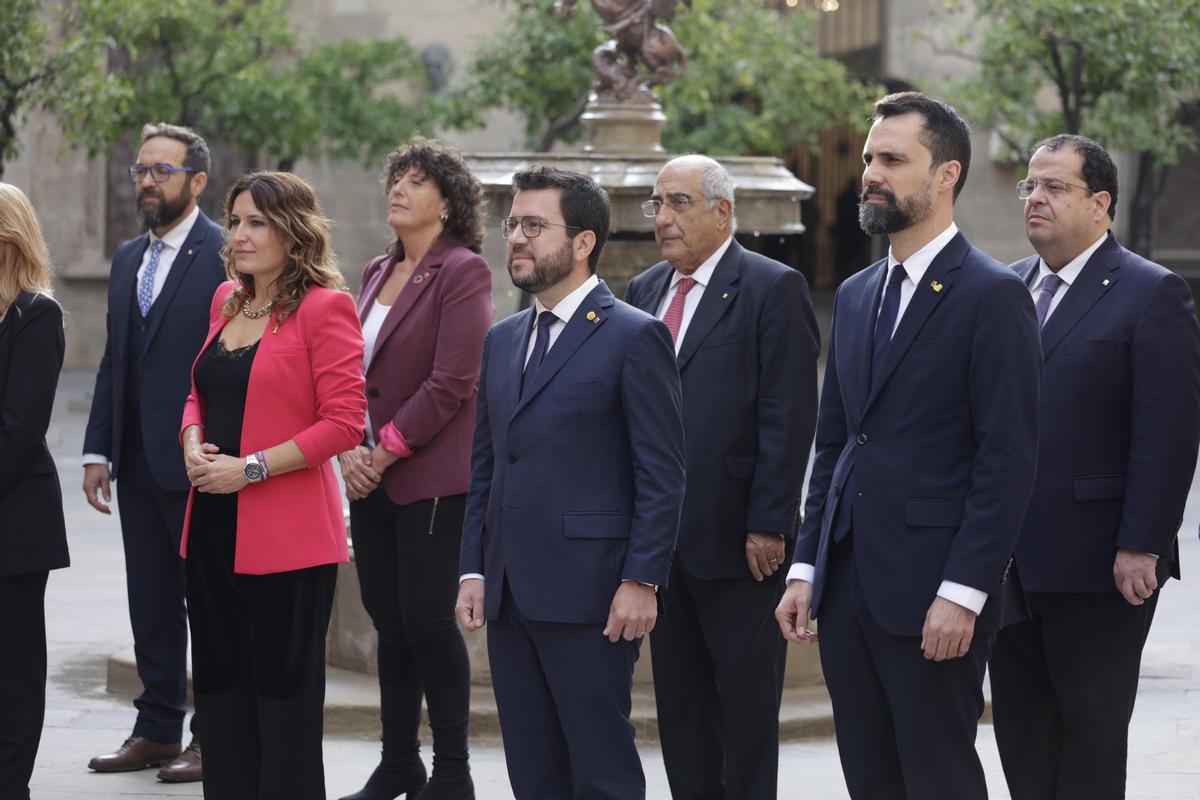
[940,0,1200,256]
[455,0,880,155]
[0,0,108,180]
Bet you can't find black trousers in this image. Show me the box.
[186,491,336,800]
[650,552,788,799]
[820,536,992,800]
[115,445,194,743]
[990,590,1160,800]
[0,572,49,800]
[348,491,470,695]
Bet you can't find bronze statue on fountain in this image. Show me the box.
[554,0,692,104]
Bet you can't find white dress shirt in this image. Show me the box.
[787,222,989,616]
[654,236,734,353]
[83,206,202,468]
[1029,232,1108,323]
[460,274,602,585]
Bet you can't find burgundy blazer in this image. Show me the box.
[358,235,493,506]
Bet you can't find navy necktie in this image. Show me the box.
[521,311,556,397]
[871,263,907,386]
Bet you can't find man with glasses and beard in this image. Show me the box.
[456,166,685,798]
[775,92,1042,800]
[82,123,224,783]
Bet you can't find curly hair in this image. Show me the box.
[219,171,347,323]
[381,137,485,258]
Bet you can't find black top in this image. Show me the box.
[195,337,260,457]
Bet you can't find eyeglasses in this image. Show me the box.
[1016,177,1093,200]
[500,216,582,239]
[128,164,196,184]
[641,193,704,217]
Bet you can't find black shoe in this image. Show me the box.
[338,761,427,800]
[415,773,474,800]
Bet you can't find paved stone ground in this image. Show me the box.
[28,369,1200,799]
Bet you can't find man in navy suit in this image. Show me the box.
[626,155,819,798]
[775,92,1043,799]
[990,134,1200,800]
[82,123,225,781]
[455,166,685,799]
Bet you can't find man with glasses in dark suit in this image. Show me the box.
[82,122,224,783]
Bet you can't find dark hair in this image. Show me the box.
[220,171,347,323]
[511,166,610,273]
[874,92,972,201]
[381,137,485,258]
[140,122,211,174]
[1032,134,1118,220]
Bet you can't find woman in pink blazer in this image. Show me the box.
[337,139,492,800]
[180,171,365,800]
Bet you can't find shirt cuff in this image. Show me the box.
[459,573,485,584]
[82,453,110,467]
[623,579,658,592]
[937,580,988,615]
[378,422,413,458]
[787,562,815,584]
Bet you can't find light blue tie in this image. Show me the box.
[138,240,167,317]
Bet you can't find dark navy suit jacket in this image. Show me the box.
[459,280,686,624]
[793,231,1043,637]
[83,211,226,492]
[1012,233,1200,592]
[626,240,820,579]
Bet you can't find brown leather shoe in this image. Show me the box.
[156,740,202,783]
[88,736,181,772]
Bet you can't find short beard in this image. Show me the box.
[858,178,933,236]
[136,178,193,230]
[508,239,575,295]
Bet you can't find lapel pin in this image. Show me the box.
[586,310,598,323]
[412,274,424,284]
[721,292,729,300]
[187,248,194,256]
[930,280,944,293]
[1103,278,1111,286]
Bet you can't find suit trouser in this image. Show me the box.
[115,445,195,743]
[650,552,788,799]
[488,583,644,800]
[820,535,991,800]
[0,571,49,800]
[990,589,1159,800]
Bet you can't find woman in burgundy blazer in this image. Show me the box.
[338,139,492,800]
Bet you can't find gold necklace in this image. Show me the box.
[241,298,274,319]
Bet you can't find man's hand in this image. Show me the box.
[921,596,977,661]
[188,454,250,495]
[456,578,486,631]
[339,446,382,501]
[746,531,786,581]
[603,581,657,643]
[776,580,818,645]
[83,463,112,514]
[1114,548,1159,606]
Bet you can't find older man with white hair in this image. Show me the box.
[626,155,820,798]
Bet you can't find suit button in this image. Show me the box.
[507,454,519,464]
[856,433,868,445]
[366,387,380,399]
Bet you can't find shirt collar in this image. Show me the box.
[887,222,959,286]
[533,273,600,325]
[150,205,200,252]
[1034,231,1108,290]
[670,235,733,290]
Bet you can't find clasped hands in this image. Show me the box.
[184,441,248,494]
[339,444,400,500]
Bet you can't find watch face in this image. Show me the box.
[245,462,264,482]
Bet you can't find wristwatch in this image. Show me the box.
[244,453,267,483]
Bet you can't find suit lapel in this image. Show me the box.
[513,282,613,416]
[633,263,673,317]
[677,242,742,371]
[1039,234,1121,359]
[506,307,536,413]
[370,237,456,362]
[863,233,967,411]
[357,255,393,317]
[144,216,213,352]
[113,235,149,359]
[851,260,887,416]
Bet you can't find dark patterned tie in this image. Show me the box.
[521,310,557,397]
[870,263,907,388]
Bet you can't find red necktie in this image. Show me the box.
[663,277,697,343]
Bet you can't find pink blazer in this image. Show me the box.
[179,281,366,574]
[359,235,493,507]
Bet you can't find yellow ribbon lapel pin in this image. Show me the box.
[930,280,944,293]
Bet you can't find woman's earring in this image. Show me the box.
[440,212,448,223]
